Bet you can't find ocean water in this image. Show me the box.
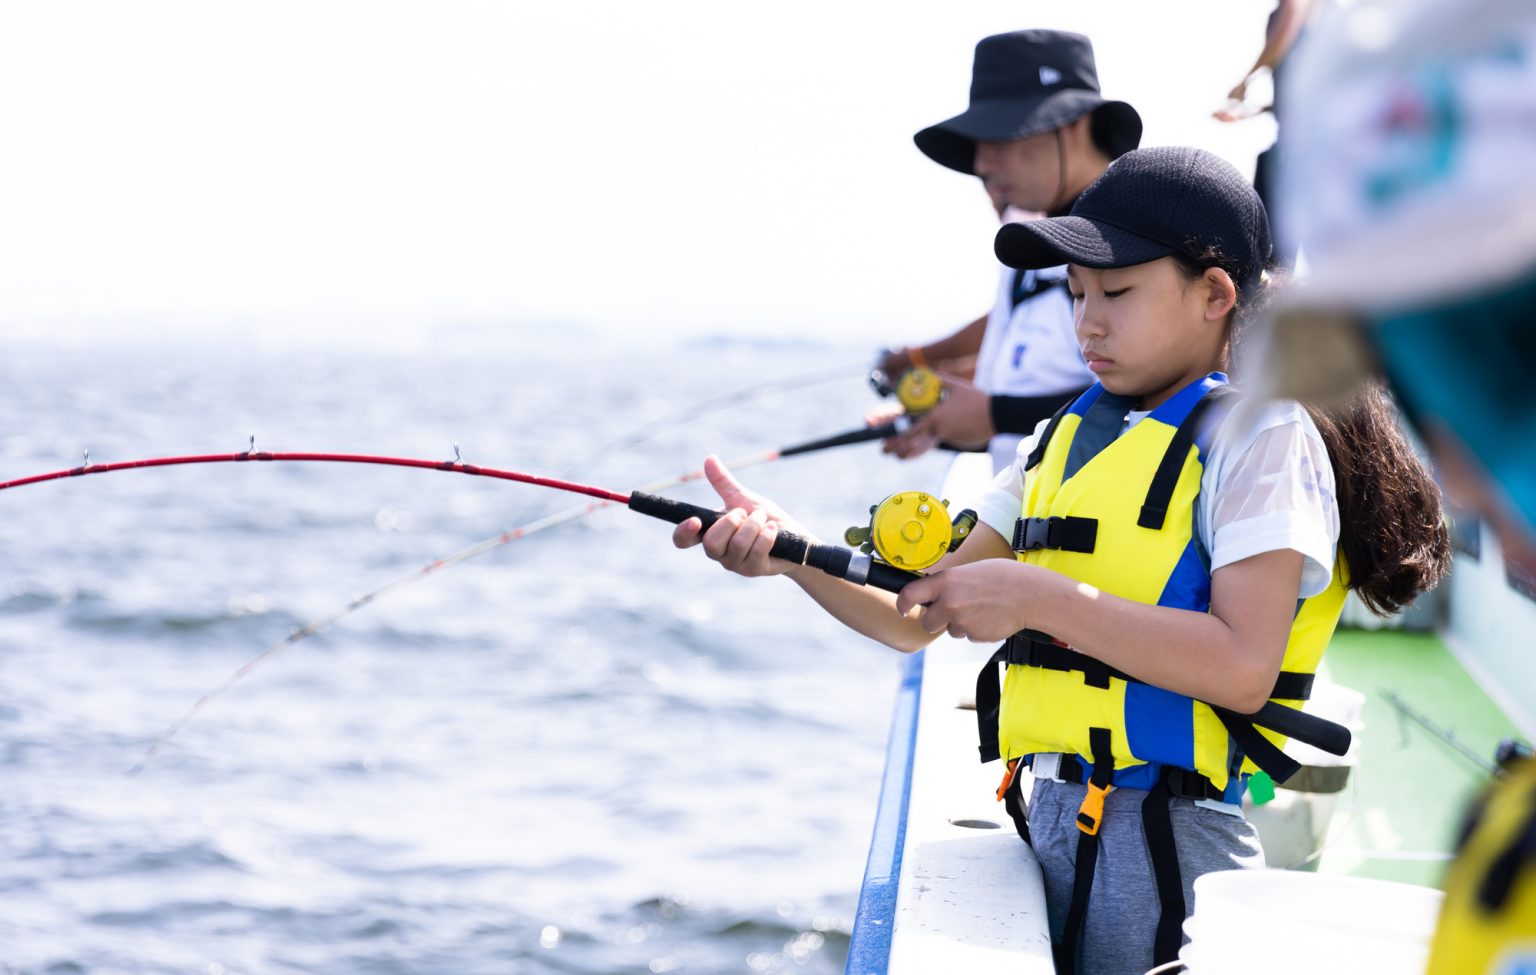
[0,329,953,975]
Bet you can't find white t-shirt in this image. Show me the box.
[973,263,1095,475]
[974,395,1340,600]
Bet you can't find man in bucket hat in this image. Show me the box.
[877,29,1142,475]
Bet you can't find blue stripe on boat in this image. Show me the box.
[844,650,924,975]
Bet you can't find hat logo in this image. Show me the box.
[1039,66,1062,86]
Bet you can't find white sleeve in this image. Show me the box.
[975,417,1051,542]
[1204,402,1340,599]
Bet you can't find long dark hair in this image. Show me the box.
[1176,254,1452,615]
[1304,383,1451,614]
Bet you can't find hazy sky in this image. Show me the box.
[0,2,1276,346]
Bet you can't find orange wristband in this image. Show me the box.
[907,346,929,369]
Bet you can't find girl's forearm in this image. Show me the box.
[1020,558,1295,712]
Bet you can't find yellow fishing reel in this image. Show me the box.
[868,365,946,416]
[842,491,977,570]
[894,367,944,415]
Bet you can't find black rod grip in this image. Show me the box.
[1224,700,1353,757]
[866,561,924,595]
[777,420,903,458]
[630,491,920,593]
[628,491,811,564]
[803,542,921,593]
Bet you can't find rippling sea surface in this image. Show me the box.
[0,328,952,975]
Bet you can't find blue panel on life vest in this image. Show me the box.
[1125,682,1196,771]
[1066,384,1106,418]
[1149,372,1228,428]
[1157,539,1213,612]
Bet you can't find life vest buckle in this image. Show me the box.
[1076,782,1111,836]
[1011,515,1098,554]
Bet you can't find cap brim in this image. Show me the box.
[914,90,1116,174]
[994,216,1174,270]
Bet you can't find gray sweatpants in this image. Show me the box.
[1027,776,1265,975]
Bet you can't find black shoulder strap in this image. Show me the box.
[1138,386,1236,530]
[1011,268,1068,308]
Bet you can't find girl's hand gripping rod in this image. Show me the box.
[626,492,925,594]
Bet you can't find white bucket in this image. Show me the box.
[1179,869,1443,974]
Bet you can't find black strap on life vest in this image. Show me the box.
[1011,268,1068,309]
[1008,746,1212,971]
[1056,727,1115,974]
[1477,780,1536,913]
[1139,385,1235,530]
[975,629,1347,782]
[1030,752,1225,803]
[1011,515,1098,554]
[1141,777,1187,967]
[1215,708,1303,784]
[976,645,1009,764]
[1000,760,1032,845]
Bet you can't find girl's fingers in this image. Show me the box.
[671,516,704,549]
[703,455,752,510]
[895,575,953,633]
[720,509,765,569]
[701,508,747,563]
[894,576,939,617]
[744,510,782,573]
[920,603,950,634]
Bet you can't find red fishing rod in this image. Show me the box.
[5,436,1351,764]
[0,442,923,594]
[76,420,911,773]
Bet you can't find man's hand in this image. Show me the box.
[881,373,994,460]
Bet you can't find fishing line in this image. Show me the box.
[2,428,1353,771]
[6,431,1353,766]
[563,360,867,476]
[0,421,902,772]
[122,447,784,775]
[125,421,913,771]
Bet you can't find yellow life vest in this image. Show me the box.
[995,374,1349,797]
[1426,753,1536,974]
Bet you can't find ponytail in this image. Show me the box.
[1175,252,1452,615]
[1306,384,1451,616]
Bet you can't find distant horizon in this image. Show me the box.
[1,2,1276,345]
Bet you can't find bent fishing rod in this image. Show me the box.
[116,420,910,772]
[0,428,919,590]
[3,422,1347,764]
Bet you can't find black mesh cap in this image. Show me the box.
[993,146,1273,289]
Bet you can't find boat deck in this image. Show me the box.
[1313,628,1525,888]
[846,626,1526,973]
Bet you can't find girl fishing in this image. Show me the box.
[673,146,1449,974]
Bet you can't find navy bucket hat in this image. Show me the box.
[993,146,1274,291]
[914,30,1143,175]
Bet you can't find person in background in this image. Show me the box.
[1263,1,1536,969]
[875,30,1140,474]
[1213,0,1317,265]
